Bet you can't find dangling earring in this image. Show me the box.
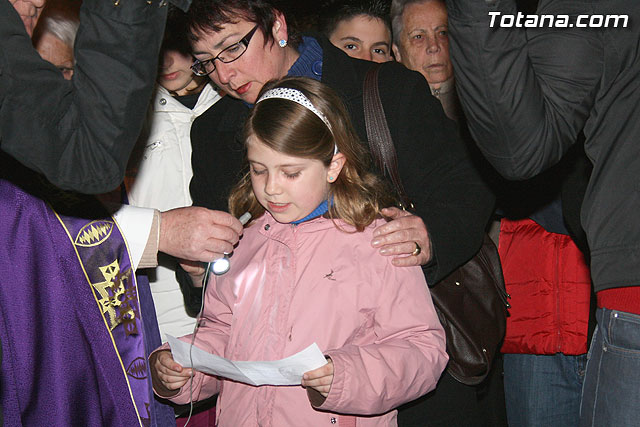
[278,39,288,48]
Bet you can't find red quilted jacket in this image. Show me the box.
[499,218,591,355]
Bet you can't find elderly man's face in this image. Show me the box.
[393,1,453,88]
[35,32,74,79]
[11,0,46,37]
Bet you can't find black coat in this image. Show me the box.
[447,0,640,292]
[0,0,169,194]
[183,37,494,307]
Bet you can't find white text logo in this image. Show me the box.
[488,12,629,28]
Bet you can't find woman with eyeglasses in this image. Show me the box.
[169,0,494,422]
[180,0,491,306]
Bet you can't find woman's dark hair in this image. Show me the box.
[229,76,396,231]
[160,6,208,95]
[185,0,301,49]
[319,0,392,40]
[162,5,194,55]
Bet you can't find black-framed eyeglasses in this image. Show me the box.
[191,25,259,76]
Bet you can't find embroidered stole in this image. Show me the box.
[55,213,150,426]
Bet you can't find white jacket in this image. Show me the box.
[128,83,221,210]
[127,83,221,341]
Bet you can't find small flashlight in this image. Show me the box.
[202,212,252,286]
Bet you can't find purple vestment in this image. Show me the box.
[0,177,174,426]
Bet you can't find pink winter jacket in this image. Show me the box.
[153,213,447,426]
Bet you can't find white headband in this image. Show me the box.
[256,87,338,155]
[257,87,331,130]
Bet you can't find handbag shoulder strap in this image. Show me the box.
[362,63,412,209]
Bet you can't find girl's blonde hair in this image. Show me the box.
[228,77,395,231]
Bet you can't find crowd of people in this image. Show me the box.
[1,0,638,425]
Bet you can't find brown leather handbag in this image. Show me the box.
[363,63,510,385]
[429,235,510,385]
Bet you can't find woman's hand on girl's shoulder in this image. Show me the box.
[372,207,432,266]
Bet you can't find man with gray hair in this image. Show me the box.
[0,0,213,425]
[2,0,176,192]
[32,4,80,80]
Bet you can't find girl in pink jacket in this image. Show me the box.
[150,77,447,426]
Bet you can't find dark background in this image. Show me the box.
[278,0,540,31]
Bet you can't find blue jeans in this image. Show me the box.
[504,353,586,427]
[580,308,640,426]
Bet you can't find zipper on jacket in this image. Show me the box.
[555,234,562,353]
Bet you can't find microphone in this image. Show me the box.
[202,211,252,285]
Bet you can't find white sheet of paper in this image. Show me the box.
[167,335,328,386]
